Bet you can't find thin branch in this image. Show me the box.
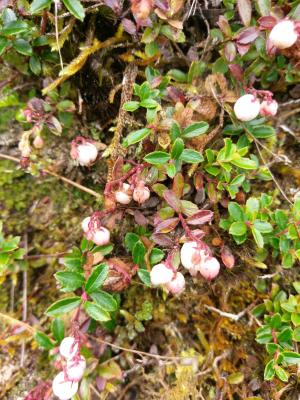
[0,311,36,334]
[88,334,197,361]
[204,303,254,322]
[0,153,102,199]
[54,0,63,71]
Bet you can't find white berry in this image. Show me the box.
[115,183,132,205]
[269,20,298,50]
[92,227,110,246]
[66,355,86,382]
[81,217,91,232]
[59,337,78,360]
[180,242,206,271]
[52,371,79,400]
[234,94,261,122]
[76,143,98,166]
[133,182,150,204]
[150,263,174,286]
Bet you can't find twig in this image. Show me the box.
[20,233,28,367]
[0,311,36,334]
[88,334,197,361]
[54,0,64,71]
[204,304,250,322]
[0,153,102,199]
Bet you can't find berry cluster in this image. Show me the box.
[52,337,86,400]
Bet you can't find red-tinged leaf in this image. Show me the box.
[166,86,186,104]
[221,246,235,269]
[186,210,214,226]
[122,18,137,34]
[236,43,251,56]
[235,27,259,44]
[224,42,236,62]
[237,0,252,26]
[134,210,148,225]
[154,217,179,233]
[150,76,163,88]
[266,37,277,56]
[194,173,204,190]
[229,64,244,81]
[104,0,121,13]
[258,16,277,29]
[168,19,183,30]
[163,189,182,212]
[151,233,174,247]
[131,0,154,22]
[217,15,231,36]
[182,229,205,241]
[172,173,184,198]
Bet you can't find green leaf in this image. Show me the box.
[124,232,140,251]
[166,163,176,178]
[1,20,28,36]
[51,318,65,343]
[228,202,245,221]
[149,248,165,265]
[84,301,111,321]
[13,38,32,56]
[140,98,159,109]
[46,296,81,317]
[133,241,146,266]
[291,313,300,326]
[144,151,170,165]
[282,351,300,364]
[55,271,84,291]
[292,327,300,342]
[231,157,257,170]
[137,269,151,286]
[245,197,259,219]
[171,138,184,160]
[123,101,140,112]
[0,37,9,56]
[253,220,273,233]
[29,55,41,75]
[62,0,85,21]
[274,365,289,382]
[123,128,151,147]
[182,122,209,138]
[264,359,275,380]
[180,149,204,164]
[30,0,52,13]
[92,244,113,256]
[255,0,271,16]
[35,331,55,350]
[229,221,247,236]
[252,227,264,248]
[90,290,118,311]
[250,125,275,139]
[85,264,109,293]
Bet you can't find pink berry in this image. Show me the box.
[234,94,261,122]
[260,99,278,117]
[133,181,150,204]
[66,355,86,382]
[269,20,298,50]
[52,371,79,400]
[166,272,185,295]
[92,227,110,246]
[33,136,44,149]
[198,257,220,280]
[115,183,132,205]
[59,337,78,360]
[150,263,174,286]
